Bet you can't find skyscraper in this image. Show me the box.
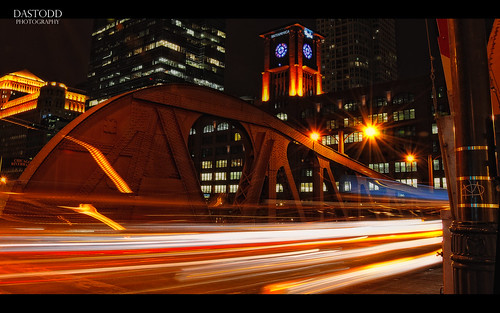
[316,19,397,92]
[87,19,226,106]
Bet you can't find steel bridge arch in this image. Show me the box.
[4,83,390,224]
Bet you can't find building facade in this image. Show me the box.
[187,116,249,205]
[305,76,448,190]
[259,23,448,196]
[186,23,447,210]
[316,19,398,92]
[0,70,87,179]
[87,18,226,107]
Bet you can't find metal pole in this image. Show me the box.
[338,130,344,154]
[449,19,498,294]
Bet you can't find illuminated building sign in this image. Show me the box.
[304,28,314,39]
[270,29,290,38]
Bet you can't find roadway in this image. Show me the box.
[0,219,443,294]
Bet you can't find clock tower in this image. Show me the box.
[260,23,324,102]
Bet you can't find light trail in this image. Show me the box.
[262,250,442,294]
[0,219,443,293]
[175,237,442,282]
[0,219,442,253]
[58,204,126,231]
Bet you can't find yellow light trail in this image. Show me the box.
[59,204,125,231]
[65,136,133,194]
[262,250,442,294]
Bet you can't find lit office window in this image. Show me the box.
[395,161,417,173]
[214,172,226,180]
[216,159,227,168]
[300,182,313,192]
[200,173,212,181]
[230,171,242,180]
[229,185,238,193]
[203,124,214,133]
[201,185,212,193]
[214,185,226,193]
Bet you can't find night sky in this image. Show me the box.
[0,17,439,98]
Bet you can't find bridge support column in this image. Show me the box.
[448,19,498,294]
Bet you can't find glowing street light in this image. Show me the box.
[363,124,379,139]
[404,153,436,188]
[405,154,416,163]
[310,131,321,152]
[310,131,321,142]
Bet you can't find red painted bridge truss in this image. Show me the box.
[2,84,391,224]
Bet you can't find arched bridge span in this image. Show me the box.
[4,84,396,224]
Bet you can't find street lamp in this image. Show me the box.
[310,131,321,152]
[404,153,436,187]
[309,132,321,142]
[334,124,381,155]
[405,154,416,163]
[362,124,380,139]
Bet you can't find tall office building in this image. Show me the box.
[87,19,226,106]
[316,19,398,92]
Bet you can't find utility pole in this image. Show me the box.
[448,19,498,293]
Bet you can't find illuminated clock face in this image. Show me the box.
[303,43,313,59]
[275,43,288,58]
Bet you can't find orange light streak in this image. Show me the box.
[59,204,126,231]
[65,136,133,194]
[262,249,442,294]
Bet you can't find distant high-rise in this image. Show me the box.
[316,19,397,92]
[87,19,226,107]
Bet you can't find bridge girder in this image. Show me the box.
[4,84,389,223]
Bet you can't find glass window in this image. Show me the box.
[214,185,226,193]
[230,171,242,180]
[203,124,214,133]
[214,172,226,180]
[343,181,351,192]
[216,159,227,168]
[216,122,229,131]
[432,123,438,134]
[201,185,211,193]
[231,158,243,167]
[276,183,284,192]
[200,173,212,181]
[276,112,288,121]
[229,185,238,193]
[300,182,313,192]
